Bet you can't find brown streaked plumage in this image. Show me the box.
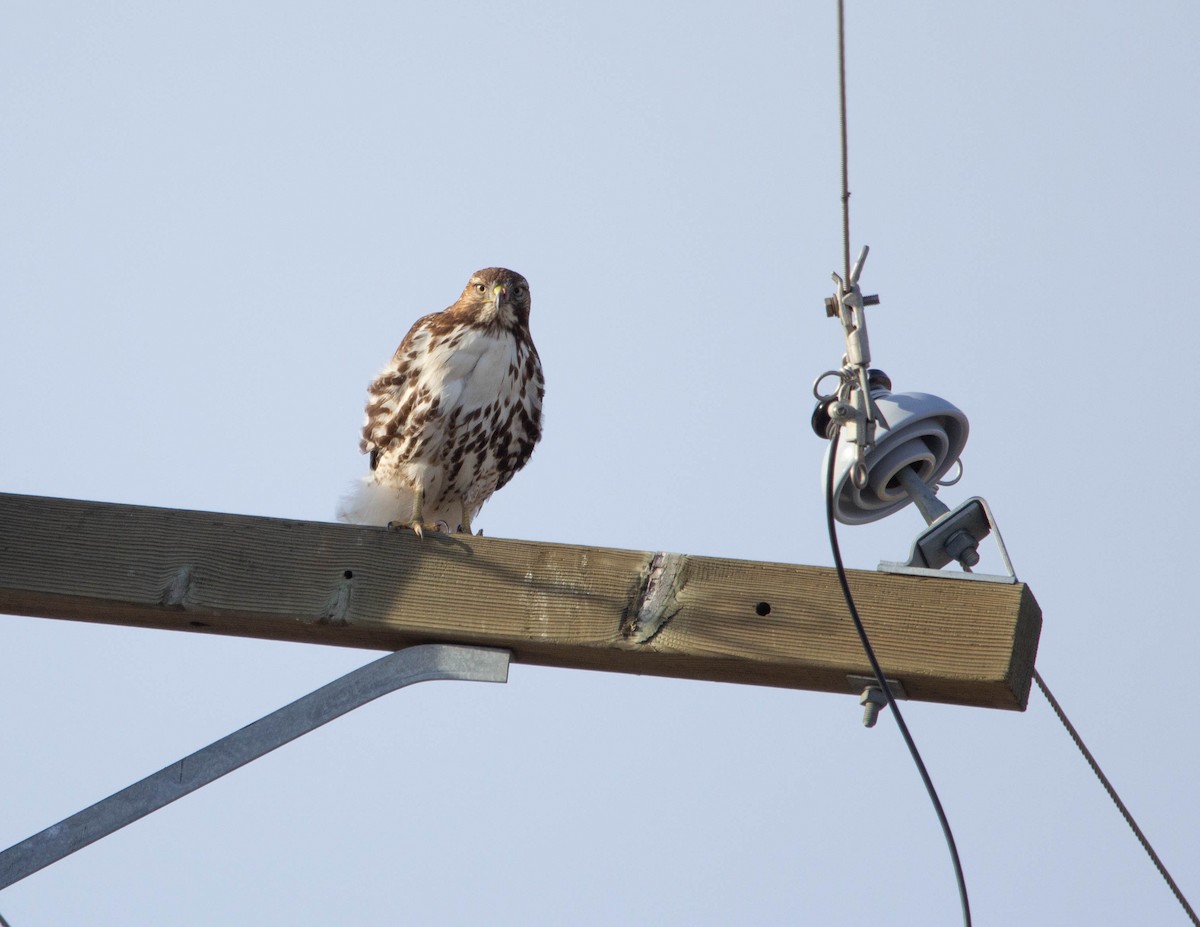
[337,267,544,536]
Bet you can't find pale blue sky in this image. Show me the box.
[2,2,1199,923]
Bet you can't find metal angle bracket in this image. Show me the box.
[878,495,1018,584]
[0,643,511,890]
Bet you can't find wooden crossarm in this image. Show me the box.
[0,492,1041,709]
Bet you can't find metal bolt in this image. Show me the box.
[860,685,888,728]
[828,401,854,423]
[824,294,881,316]
[944,529,981,568]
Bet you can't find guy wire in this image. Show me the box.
[1035,670,1199,925]
[837,0,852,284]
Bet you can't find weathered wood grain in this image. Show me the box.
[0,493,1041,709]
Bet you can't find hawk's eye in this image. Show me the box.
[514,284,527,296]
[474,283,486,293]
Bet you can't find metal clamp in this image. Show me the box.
[878,495,1018,583]
[819,246,886,488]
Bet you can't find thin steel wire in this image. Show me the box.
[1034,670,1199,925]
[825,432,972,926]
[837,0,852,284]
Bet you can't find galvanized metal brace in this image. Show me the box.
[0,643,511,890]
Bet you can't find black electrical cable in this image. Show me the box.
[825,431,972,926]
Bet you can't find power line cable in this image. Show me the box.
[1034,669,1199,925]
[831,3,1191,923]
[827,5,969,918]
[825,431,972,926]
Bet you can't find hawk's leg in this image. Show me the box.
[385,486,443,539]
[459,508,472,536]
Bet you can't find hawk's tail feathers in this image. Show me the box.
[335,477,415,527]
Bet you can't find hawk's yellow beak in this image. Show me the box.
[493,283,507,304]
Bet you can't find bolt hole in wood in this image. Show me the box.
[755,601,771,617]
[189,621,208,628]
[343,570,354,579]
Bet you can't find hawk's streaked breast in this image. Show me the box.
[338,267,544,534]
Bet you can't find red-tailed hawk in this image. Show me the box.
[338,267,544,537]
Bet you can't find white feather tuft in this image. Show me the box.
[336,477,415,527]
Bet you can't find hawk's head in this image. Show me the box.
[457,267,531,329]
